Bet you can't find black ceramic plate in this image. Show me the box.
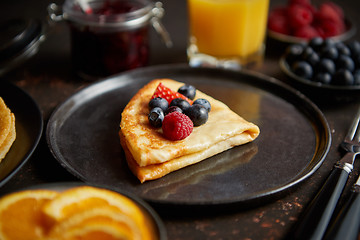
[16,181,167,240]
[0,81,43,187]
[46,64,331,206]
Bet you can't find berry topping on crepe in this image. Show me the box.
[148,107,164,128]
[162,112,193,141]
[185,104,209,127]
[178,84,196,100]
[165,106,183,115]
[170,98,191,112]
[193,98,211,112]
[148,82,211,137]
[148,97,168,111]
[152,83,193,105]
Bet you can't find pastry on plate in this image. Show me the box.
[0,97,16,162]
[119,79,259,183]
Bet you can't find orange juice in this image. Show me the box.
[188,0,269,65]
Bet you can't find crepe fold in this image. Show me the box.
[0,97,16,162]
[119,79,259,183]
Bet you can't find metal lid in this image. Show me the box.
[63,0,156,29]
[0,19,44,76]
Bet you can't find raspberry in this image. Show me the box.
[316,20,345,37]
[162,112,193,141]
[152,83,193,105]
[315,3,343,23]
[288,0,311,6]
[288,0,316,13]
[294,25,320,39]
[326,2,344,19]
[268,7,290,34]
[268,0,346,39]
[288,4,314,28]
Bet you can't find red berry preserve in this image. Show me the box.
[59,0,167,80]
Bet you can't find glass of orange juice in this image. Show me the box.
[187,0,269,69]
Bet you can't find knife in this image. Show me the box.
[323,174,360,240]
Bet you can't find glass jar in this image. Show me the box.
[48,0,171,80]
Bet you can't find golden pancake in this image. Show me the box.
[0,98,12,145]
[0,97,16,162]
[0,114,15,161]
[119,79,259,183]
[138,144,258,198]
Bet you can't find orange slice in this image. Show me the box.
[41,186,154,239]
[42,186,144,222]
[0,186,157,240]
[0,189,59,240]
[47,222,134,240]
[46,207,142,240]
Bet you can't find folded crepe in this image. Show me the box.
[119,79,259,183]
[0,97,16,162]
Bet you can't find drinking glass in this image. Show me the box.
[187,0,269,69]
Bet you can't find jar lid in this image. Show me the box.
[62,0,157,30]
[0,19,44,76]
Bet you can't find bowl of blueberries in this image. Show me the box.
[280,37,360,101]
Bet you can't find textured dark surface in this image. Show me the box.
[0,0,359,239]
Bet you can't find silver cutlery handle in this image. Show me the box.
[322,185,360,240]
[287,163,351,240]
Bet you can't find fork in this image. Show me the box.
[287,106,360,240]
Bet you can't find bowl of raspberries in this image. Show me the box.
[280,37,360,101]
[268,0,356,44]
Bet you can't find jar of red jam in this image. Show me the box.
[48,0,171,80]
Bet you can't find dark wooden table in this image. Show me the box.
[0,0,359,239]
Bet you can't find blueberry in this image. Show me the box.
[306,52,320,67]
[321,46,339,60]
[185,104,208,126]
[336,42,351,56]
[148,107,164,128]
[353,70,360,85]
[170,98,191,111]
[164,106,182,115]
[336,55,355,72]
[313,72,332,85]
[317,58,336,75]
[178,84,196,100]
[301,47,320,66]
[291,61,313,79]
[332,69,354,86]
[193,98,211,112]
[302,46,314,57]
[149,97,168,111]
[322,38,336,49]
[285,44,305,64]
[309,37,324,51]
[285,39,360,87]
[347,40,360,57]
[353,55,360,69]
